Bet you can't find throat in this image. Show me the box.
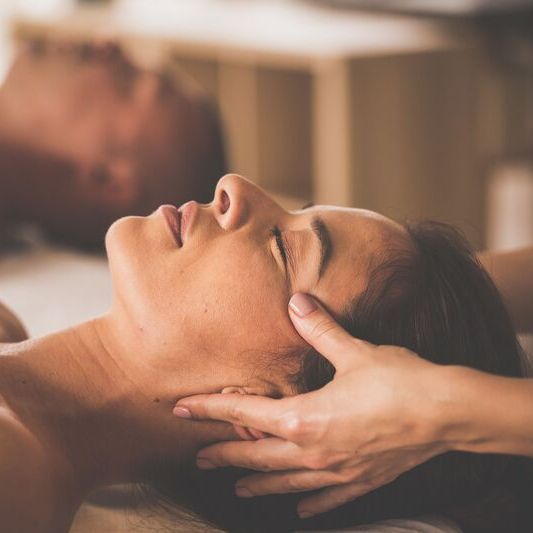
[0,319,235,496]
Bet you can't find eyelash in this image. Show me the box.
[270,226,288,268]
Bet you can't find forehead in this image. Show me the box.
[306,206,408,317]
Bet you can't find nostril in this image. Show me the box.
[220,190,230,214]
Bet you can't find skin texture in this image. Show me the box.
[0,40,224,247]
[0,174,408,532]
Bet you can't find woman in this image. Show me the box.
[0,174,529,532]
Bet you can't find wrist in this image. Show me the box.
[423,363,533,458]
[425,365,483,453]
[431,365,515,455]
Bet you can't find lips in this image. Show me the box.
[178,201,198,244]
[160,205,182,247]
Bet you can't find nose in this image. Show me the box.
[213,174,284,231]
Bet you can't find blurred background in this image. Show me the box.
[2,0,533,245]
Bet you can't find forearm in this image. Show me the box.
[479,247,533,333]
[438,365,533,457]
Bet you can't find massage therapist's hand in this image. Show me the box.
[174,293,455,517]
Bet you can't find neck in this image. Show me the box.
[0,316,232,501]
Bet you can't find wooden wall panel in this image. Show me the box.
[348,50,486,247]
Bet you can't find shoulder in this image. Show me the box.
[0,300,28,342]
[0,406,57,532]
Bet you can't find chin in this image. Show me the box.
[105,215,150,313]
[106,215,138,250]
[105,215,150,273]
[105,211,172,283]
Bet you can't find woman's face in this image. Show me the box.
[105,174,407,397]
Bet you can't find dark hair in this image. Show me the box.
[144,221,532,532]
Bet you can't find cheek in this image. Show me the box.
[107,225,301,382]
[171,244,297,361]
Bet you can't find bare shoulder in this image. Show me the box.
[0,300,28,342]
[0,405,57,532]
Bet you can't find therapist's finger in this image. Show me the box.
[196,437,304,471]
[296,477,392,518]
[235,469,345,496]
[288,293,374,372]
[174,393,298,438]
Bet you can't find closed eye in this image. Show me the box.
[271,226,288,270]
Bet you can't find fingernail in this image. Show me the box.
[289,293,317,318]
[197,457,216,470]
[235,485,253,498]
[298,509,314,519]
[172,406,192,418]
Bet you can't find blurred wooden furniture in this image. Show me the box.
[11,0,499,245]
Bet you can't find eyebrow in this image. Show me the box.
[311,216,332,281]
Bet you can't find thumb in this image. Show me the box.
[288,293,372,371]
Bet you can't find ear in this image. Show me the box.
[220,387,270,441]
[221,386,269,396]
